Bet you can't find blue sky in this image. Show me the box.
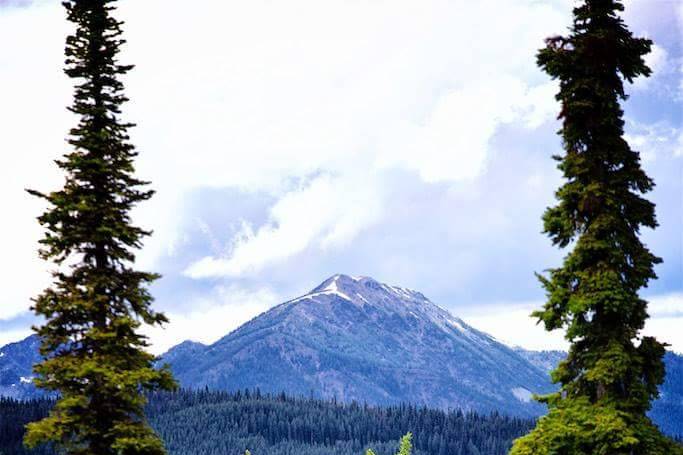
[0,0,681,353]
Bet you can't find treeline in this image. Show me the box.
[0,398,52,455]
[1,389,533,455]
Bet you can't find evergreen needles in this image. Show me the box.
[510,1,682,454]
[24,1,176,453]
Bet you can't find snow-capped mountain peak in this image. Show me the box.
[160,274,555,416]
[301,274,431,309]
[290,274,487,343]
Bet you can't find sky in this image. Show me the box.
[0,0,681,354]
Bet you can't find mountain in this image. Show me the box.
[164,274,553,417]
[0,334,41,400]
[1,274,681,431]
[515,348,683,436]
[651,352,683,437]
[513,348,565,374]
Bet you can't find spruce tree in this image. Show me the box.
[511,1,682,454]
[24,0,176,453]
[396,433,412,455]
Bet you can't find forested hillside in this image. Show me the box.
[1,390,533,455]
[0,399,52,455]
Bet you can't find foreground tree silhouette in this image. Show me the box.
[511,1,681,454]
[24,0,176,453]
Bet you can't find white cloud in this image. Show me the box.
[185,171,384,278]
[4,0,679,352]
[648,292,683,318]
[0,328,33,349]
[119,0,568,276]
[679,0,683,100]
[624,120,682,162]
[458,292,683,354]
[459,301,568,352]
[183,70,560,280]
[0,3,71,320]
[142,285,281,355]
[645,45,671,75]
[632,44,671,91]
[376,78,557,183]
[0,0,570,338]
[642,293,683,355]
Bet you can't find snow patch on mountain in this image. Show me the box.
[322,275,353,301]
[511,387,533,403]
[288,275,356,305]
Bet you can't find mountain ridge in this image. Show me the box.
[0,333,41,400]
[1,274,680,433]
[161,274,554,416]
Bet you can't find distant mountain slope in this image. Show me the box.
[165,275,553,417]
[0,334,41,400]
[652,352,683,437]
[515,347,683,436]
[513,348,565,375]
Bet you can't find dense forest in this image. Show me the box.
[0,398,52,455]
[1,390,534,455]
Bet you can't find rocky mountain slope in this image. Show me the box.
[513,349,566,374]
[163,274,553,416]
[0,334,41,400]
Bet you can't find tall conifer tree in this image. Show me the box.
[511,1,682,454]
[24,0,176,453]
